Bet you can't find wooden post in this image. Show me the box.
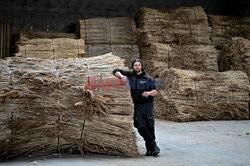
[0,21,12,59]
[6,22,11,57]
[3,22,6,58]
[0,22,3,59]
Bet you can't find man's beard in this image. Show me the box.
[134,69,141,73]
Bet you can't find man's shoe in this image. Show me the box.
[151,145,160,156]
[146,150,153,156]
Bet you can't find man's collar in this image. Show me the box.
[133,69,146,76]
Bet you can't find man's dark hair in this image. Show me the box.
[132,58,143,68]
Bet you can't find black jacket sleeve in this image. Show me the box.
[148,76,157,91]
[112,68,132,77]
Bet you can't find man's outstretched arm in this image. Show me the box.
[113,69,131,84]
[112,68,131,77]
[113,70,125,78]
[142,90,157,97]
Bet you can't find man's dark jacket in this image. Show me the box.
[113,68,156,104]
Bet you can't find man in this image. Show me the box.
[113,58,160,156]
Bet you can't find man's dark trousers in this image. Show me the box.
[133,102,156,151]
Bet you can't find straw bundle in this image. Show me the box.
[219,37,250,80]
[135,6,211,46]
[18,30,78,43]
[76,17,139,68]
[153,68,249,122]
[208,15,250,49]
[0,53,138,160]
[85,44,140,68]
[140,43,218,77]
[77,17,137,45]
[16,38,85,59]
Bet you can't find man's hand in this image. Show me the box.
[142,91,150,97]
[120,75,127,85]
[142,90,157,97]
[115,71,127,85]
[115,71,122,78]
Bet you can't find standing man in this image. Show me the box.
[113,58,160,156]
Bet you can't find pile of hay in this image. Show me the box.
[153,68,249,122]
[208,15,250,49]
[85,44,140,67]
[135,6,211,46]
[135,6,217,77]
[140,43,218,76]
[18,30,78,43]
[0,53,138,160]
[16,38,85,59]
[135,6,250,122]
[77,17,137,45]
[219,37,250,80]
[77,17,139,68]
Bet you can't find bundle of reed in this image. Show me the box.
[208,15,250,49]
[85,44,140,68]
[0,53,138,160]
[152,68,249,122]
[16,38,85,59]
[135,6,211,47]
[77,17,137,45]
[140,43,218,77]
[18,30,78,43]
[219,37,250,80]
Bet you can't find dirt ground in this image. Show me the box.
[1,119,250,166]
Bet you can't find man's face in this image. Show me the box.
[133,62,142,73]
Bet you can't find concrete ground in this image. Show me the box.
[1,119,250,166]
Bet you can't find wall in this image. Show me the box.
[0,0,249,33]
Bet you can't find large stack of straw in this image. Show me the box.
[140,43,218,77]
[135,6,211,46]
[77,17,137,44]
[219,37,250,81]
[135,6,217,77]
[0,53,138,160]
[135,6,250,121]
[77,17,139,68]
[16,38,85,59]
[208,15,250,49]
[18,30,78,42]
[15,30,84,59]
[153,68,249,122]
